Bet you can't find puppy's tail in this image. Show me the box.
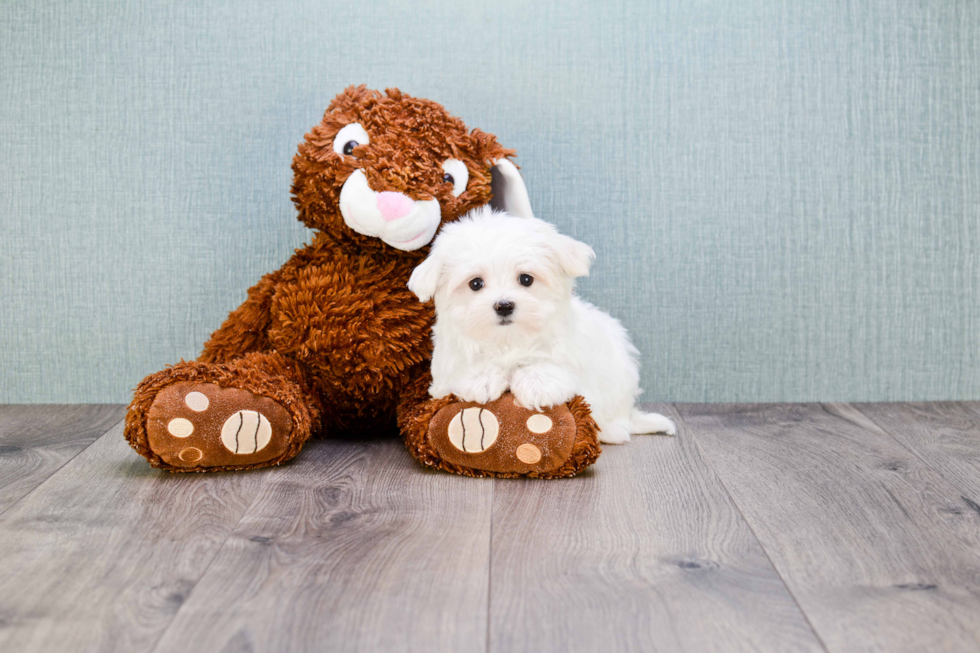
[629,409,676,436]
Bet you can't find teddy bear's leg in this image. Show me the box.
[125,352,321,472]
[397,372,602,479]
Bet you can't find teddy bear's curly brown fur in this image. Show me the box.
[124,86,600,477]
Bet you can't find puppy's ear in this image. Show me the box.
[553,234,595,278]
[489,158,534,219]
[408,253,442,302]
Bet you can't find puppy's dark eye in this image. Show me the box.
[443,172,454,185]
[518,274,533,287]
[468,278,484,291]
[343,141,358,156]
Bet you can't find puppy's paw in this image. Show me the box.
[511,365,577,412]
[659,416,677,436]
[599,425,632,445]
[631,411,676,436]
[453,371,509,405]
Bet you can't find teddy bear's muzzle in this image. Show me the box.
[339,169,442,251]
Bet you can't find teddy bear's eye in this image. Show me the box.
[469,278,484,291]
[333,123,370,157]
[441,159,469,198]
[518,274,533,287]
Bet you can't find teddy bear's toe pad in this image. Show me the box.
[146,383,293,470]
[429,394,577,474]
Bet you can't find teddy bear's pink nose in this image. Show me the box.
[377,192,414,222]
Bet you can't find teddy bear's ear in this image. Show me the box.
[489,159,534,219]
[407,253,442,302]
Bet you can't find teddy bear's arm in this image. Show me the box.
[199,271,281,364]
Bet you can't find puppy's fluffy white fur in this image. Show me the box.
[408,206,675,444]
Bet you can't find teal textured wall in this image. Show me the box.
[1,0,978,403]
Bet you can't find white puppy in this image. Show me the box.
[408,206,675,444]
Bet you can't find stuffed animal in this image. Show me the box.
[125,86,601,478]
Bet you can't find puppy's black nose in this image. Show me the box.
[494,300,515,317]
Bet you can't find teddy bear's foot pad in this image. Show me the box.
[146,383,293,470]
[428,394,578,475]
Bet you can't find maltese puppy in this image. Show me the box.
[407,206,675,444]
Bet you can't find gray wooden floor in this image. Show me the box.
[1,403,979,652]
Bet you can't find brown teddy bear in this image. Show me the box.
[125,86,601,478]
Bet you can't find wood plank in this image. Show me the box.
[488,405,823,653]
[854,402,980,502]
[0,421,272,653]
[151,437,493,653]
[0,405,125,514]
[677,403,980,653]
